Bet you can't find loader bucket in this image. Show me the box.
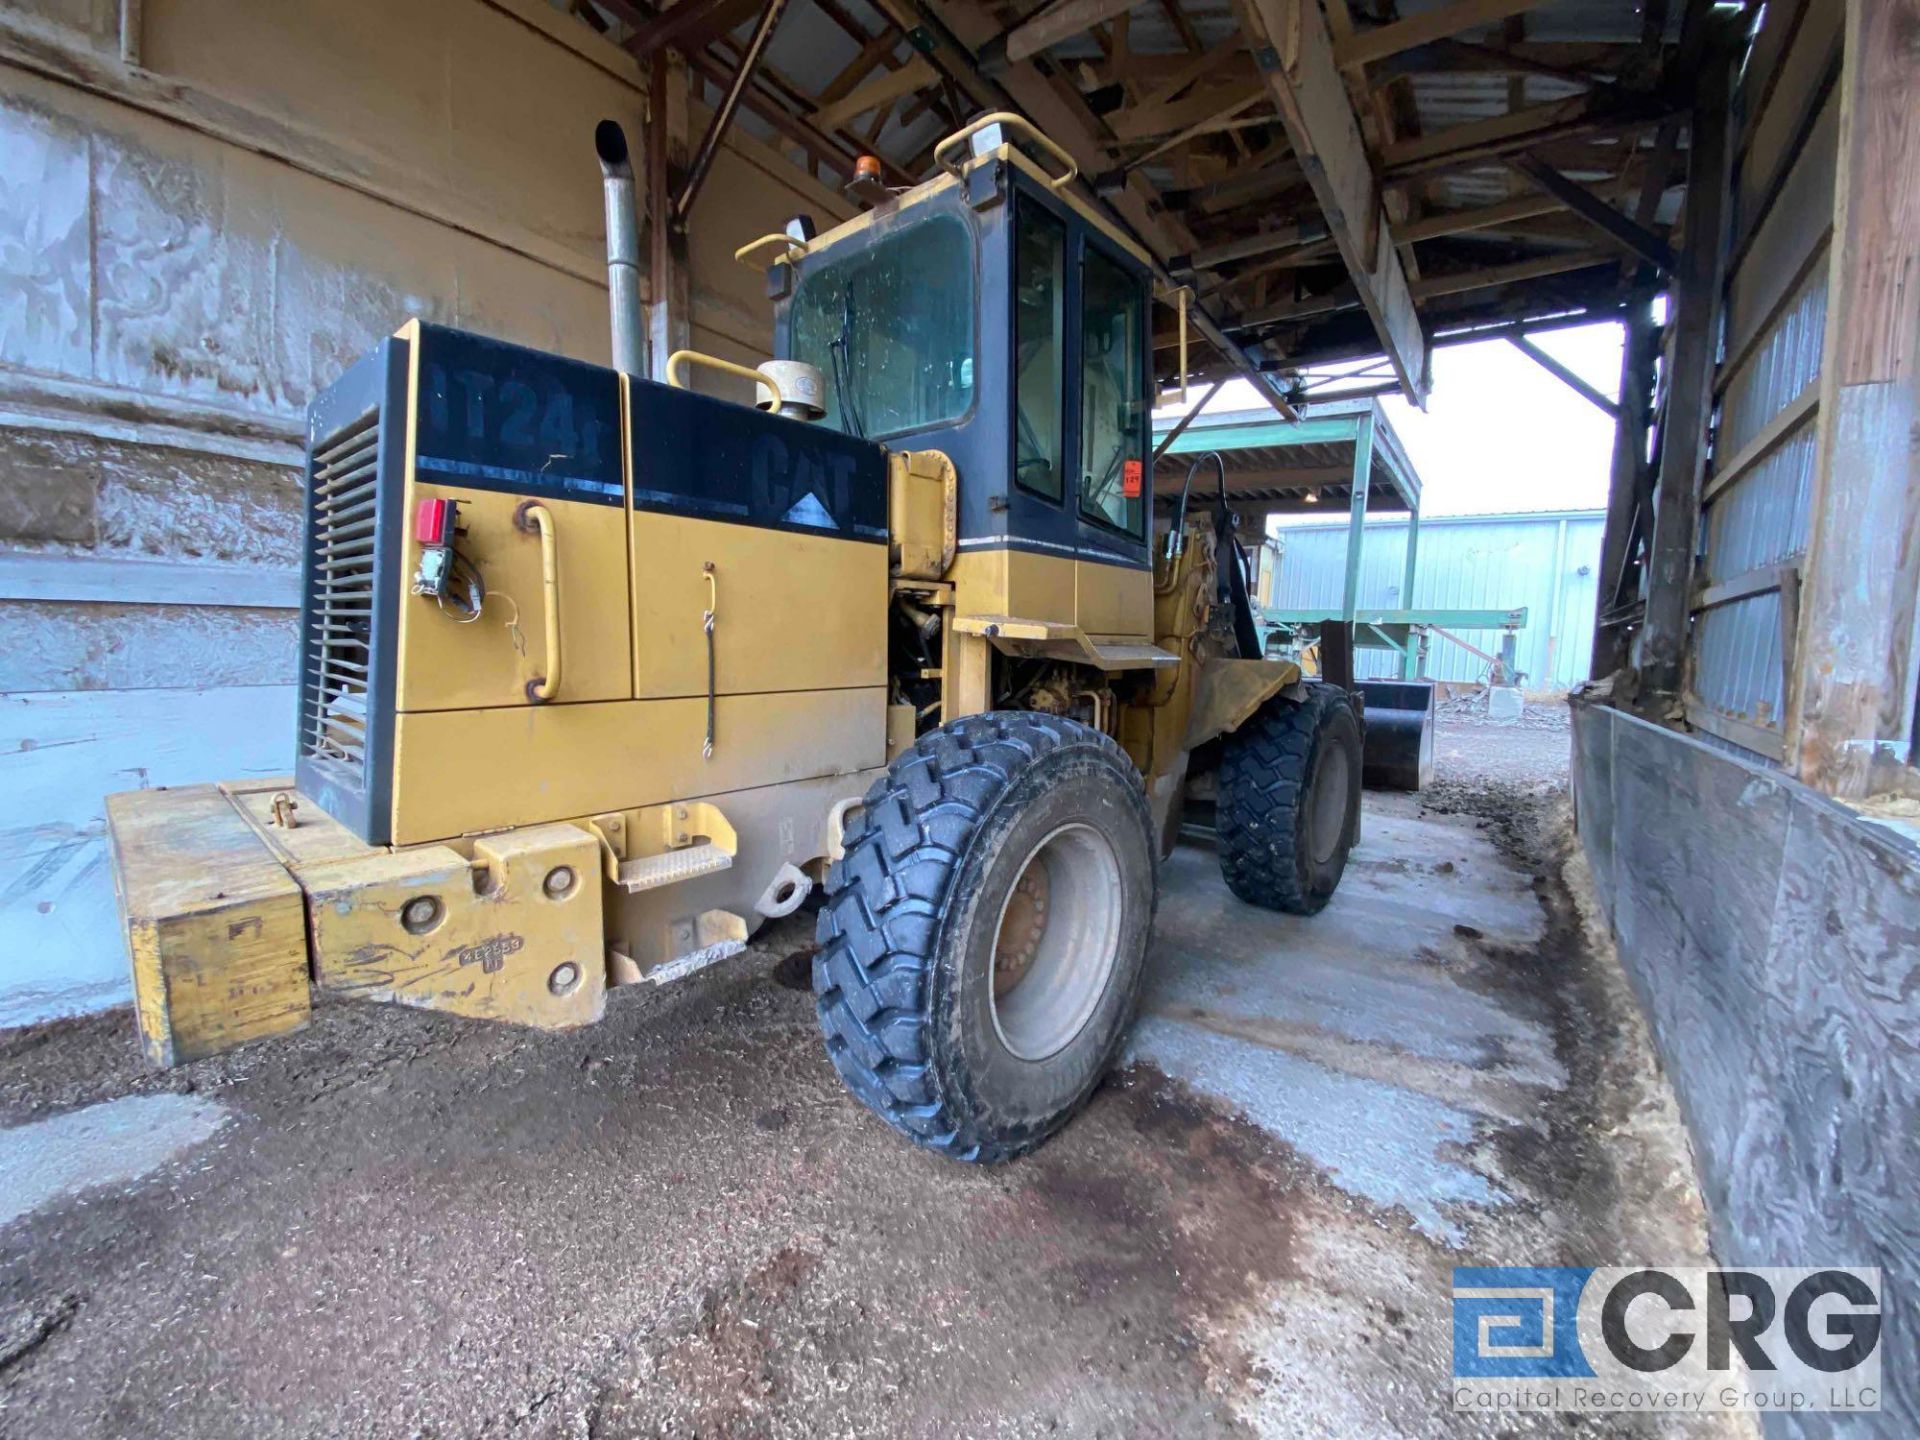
[1357,681,1435,792]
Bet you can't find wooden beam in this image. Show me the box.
[1638,35,1736,700]
[1508,335,1618,417]
[1233,0,1429,401]
[676,0,792,224]
[815,29,902,109]
[1381,91,1668,178]
[1173,219,1331,274]
[1381,37,1617,86]
[1510,154,1674,270]
[1333,0,1559,69]
[1410,249,1615,300]
[1397,192,1568,242]
[1789,0,1920,796]
[1006,0,1138,64]
[1591,289,1657,675]
[625,0,737,59]
[1106,75,1263,143]
[647,48,692,380]
[1151,380,1228,461]
[1229,285,1362,330]
[811,53,934,132]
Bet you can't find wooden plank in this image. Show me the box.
[623,0,737,58]
[1333,0,1559,69]
[1397,192,1568,242]
[1233,0,1429,400]
[1006,0,1138,63]
[1381,92,1666,178]
[813,28,901,109]
[108,783,310,1067]
[1683,696,1789,759]
[1174,219,1331,273]
[811,53,935,132]
[1639,34,1737,699]
[1692,561,1798,612]
[1106,75,1263,143]
[648,49,692,381]
[1700,380,1819,505]
[1788,0,1920,797]
[1411,249,1615,299]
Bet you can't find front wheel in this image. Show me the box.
[812,713,1157,1162]
[1217,683,1363,915]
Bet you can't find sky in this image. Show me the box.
[1155,319,1625,518]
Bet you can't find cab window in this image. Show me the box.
[1013,200,1067,502]
[1078,245,1146,536]
[788,212,975,440]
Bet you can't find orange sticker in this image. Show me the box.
[1121,459,1144,498]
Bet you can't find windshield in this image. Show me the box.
[788,212,975,440]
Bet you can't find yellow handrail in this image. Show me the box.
[732,233,809,267]
[664,349,784,411]
[932,112,1078,191]
[516,501,562,703]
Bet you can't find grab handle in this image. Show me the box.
[665,349,784,412]
[514,501,562,703]
[932,112,1077,191]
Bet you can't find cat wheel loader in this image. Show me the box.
[106,114,1363,1162]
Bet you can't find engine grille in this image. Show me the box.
[300,407,381,778]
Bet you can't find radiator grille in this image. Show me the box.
[301,407,382,777]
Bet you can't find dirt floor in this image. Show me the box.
[0,704,1735,1439]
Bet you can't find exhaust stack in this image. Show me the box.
[594,120,644,377]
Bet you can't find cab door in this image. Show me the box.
[1071,237,1154,638]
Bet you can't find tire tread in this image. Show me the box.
[813,711,1139,1163]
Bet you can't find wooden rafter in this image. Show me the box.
[1234,0,1429,399]
[1510,154,1674,269]
[1005,0,1138,64]
[1382,90,1672,178]
[812,54,935,132]
[1333,0,1563,69]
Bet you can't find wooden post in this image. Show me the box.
[1789,0,1920,798]
[647,49,692,382]
[1637,35,1736,701]
[1400,505,1421,678]
[1591,289,1658,678]
[1341,415,1375,623]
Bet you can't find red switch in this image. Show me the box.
[415,497,456,546]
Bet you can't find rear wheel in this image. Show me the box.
[1217,684,1362,914]
[812,713,1156,1162]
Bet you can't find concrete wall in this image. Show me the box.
[0,0,853,1025]
[1571,700,1916,1434]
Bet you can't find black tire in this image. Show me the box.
[1217,683,1362,915]
[812,712,1157,1163]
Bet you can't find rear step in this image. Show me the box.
[613,841,732,893]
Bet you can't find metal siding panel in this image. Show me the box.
[1270,513,1605,688]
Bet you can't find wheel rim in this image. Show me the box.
[988,823,1123,1062]
[1309,742,1352,865]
